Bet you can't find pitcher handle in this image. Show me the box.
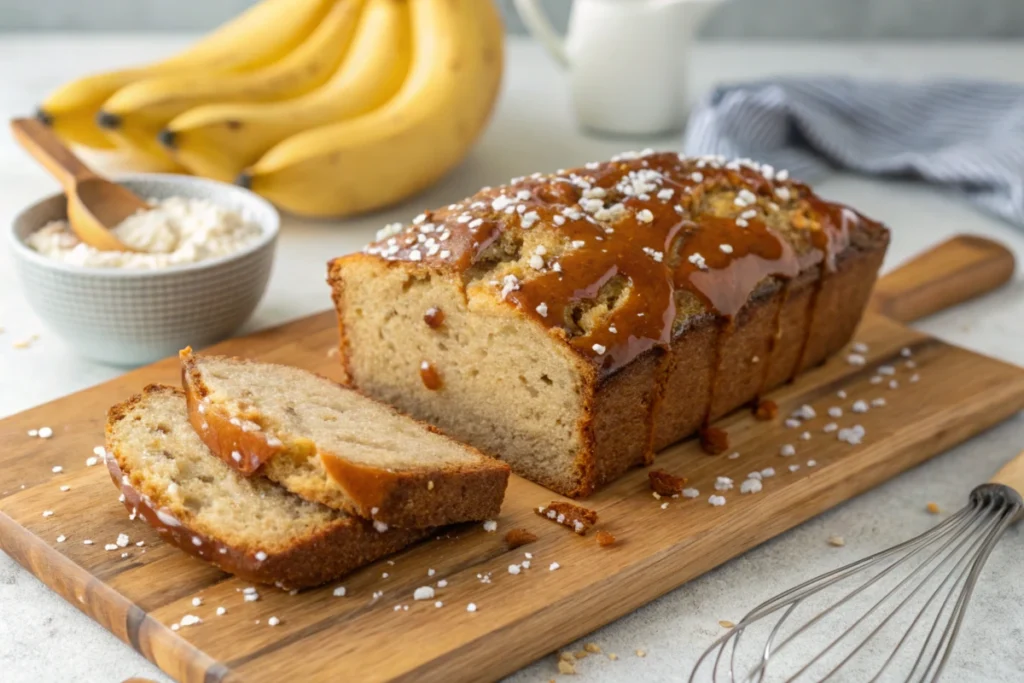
[513,0,570,68]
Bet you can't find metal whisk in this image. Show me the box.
[690,452,1024,682]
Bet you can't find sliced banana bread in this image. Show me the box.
[179,349,510,528]
[105,385,428,588]
[328,151,890,497]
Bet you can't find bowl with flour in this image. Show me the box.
[9,174,279,365]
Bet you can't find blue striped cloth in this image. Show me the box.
[683,78,1024,228]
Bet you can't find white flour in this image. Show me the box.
[26,196,263,269]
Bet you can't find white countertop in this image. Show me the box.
[2,36,1023,683]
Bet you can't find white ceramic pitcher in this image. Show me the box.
[514,0,723,136]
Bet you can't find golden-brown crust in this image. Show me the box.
[181,348,280,475]
[179,349,511,529]
[318,452,509,529]
[105,385,428,589]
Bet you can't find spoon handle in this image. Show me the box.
[10,117,98,190]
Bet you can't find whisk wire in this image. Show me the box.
[920,499,1020,681]
[861,500,1001,682]
[902,496,1004,681]
[689,484,1023,683]
[747,506,978,682]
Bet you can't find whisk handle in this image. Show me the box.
[989,450,1024,495]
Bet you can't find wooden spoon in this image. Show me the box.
[10,117,149,252]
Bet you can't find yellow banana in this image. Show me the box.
[242,0,504,217]
[164,0,411,182]
[99,0,365,167]
[36,0,336,150]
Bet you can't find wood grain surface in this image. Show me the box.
[1,238,1022,683]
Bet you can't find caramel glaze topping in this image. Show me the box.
[364,151,877,378]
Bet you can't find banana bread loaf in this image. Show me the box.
[328,151,890,497]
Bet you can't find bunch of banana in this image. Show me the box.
[35,0,504,217]
[37,0,337,155]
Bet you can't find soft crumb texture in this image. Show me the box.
[828,535,846,547]
[754,399,778,420]
[699,427,729,455]
[927,502,940,514]
[595,530,616,547]
[536,501,598,535]
[505,528,538,549]
[26,196,262,269]
[648,469,688,496]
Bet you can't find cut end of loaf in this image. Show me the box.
[330,255,597,496]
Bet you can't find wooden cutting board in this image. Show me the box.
[0,236,1020,683]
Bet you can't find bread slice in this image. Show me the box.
[328,152,890,497]
[105,385,428,589]
[179,349,510,529]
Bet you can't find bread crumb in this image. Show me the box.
[754,399,778,420]
[927,502,940,514]
[505,528,538,549]
[719,620,735,628]
[608,653,619,661]
[648,469,687,496]
[595,530,616,547]
[635,649,647,658]
[559,652,575,662]
[574,650,588,659]
[584,643,601,654]
[699,426,729,455]
[828,535,845,547]
[327,346,340,358]
[536,501,597,535]
[557,659,576,675]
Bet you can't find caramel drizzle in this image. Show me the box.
[362,153,878,455]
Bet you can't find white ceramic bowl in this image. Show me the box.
[9,173,279,366]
